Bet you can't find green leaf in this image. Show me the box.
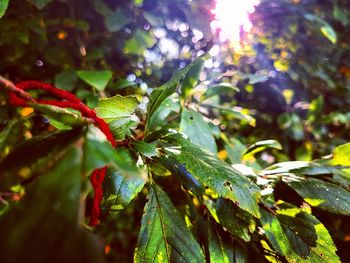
[54,70,77,91]
[0,120,22,160]
[0,147,104,263]
[208,226,248,263]
[330,142,350,166]
[133,141,158,158]
[243,140,282,159]
[29,103,92,128]
[0,0,9,18]
[103,167,146,208]
[304,13,337,44]
[134,184,205,262]
[124,29,156,55]
[147,95,179,132]
[0,128,84,191]
[286,178,350,215]
[83,127,144,178]
[146,55,208,132]
[180,108,217,154]
[215,198,256,242]
[27,0,52,9]
[160,134,261,217]
[96,95,139,140]
[77,70,113,91]
[202,83,239,100]
[262,161,314,175]
[105,9,131,32]
[320,24,337,44]
[181,57,204,97]
[307,96,324,123]
[222,138,246,164]
[160,159,204,195]
[260,202,340,262]
[208,105,256,127]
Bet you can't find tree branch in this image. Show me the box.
[0,75,36,103]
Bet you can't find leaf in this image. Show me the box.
[241,73,269,85]
[262,161,314,175]
[146,55,208,132]
[181,57,204,97]
[147,95,179,132]
[260,202,340,262]
[160,159,204,195]
[243,140,282,159]
[286,178,350,215]
[209,105,256,127]
[29,103,92,127]
[134,184,205,262]
[202,83,239,100]
[124,29,156,55]
[0,0,9,18]
[133,141,158,158]
[0,147,104,263]
[304,13,337,44]
[330,142,350,166]
[105,9,131,32]
[0,128,84,191]
[96,95,139,140]
[0,120,22,160]
[83,127,144,178]
[223,137,247,164]
[320,24,337,44]
[54,70,77,91]
[103,167,146,208]
[180,108,217,154]
[27,0,52,9]
[77,70,113,91]
[159,134,261,217]
[208,226,248,263]
[215,198,256,242]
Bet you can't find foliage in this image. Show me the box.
[0,0,350,262]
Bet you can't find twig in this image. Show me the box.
[0,75,36,103]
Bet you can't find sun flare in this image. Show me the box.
[211,0,259,44]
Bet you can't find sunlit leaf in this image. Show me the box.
[134,184,205,262]
[286,178,350,215]
[243,140,282,159]
[146,55,208,133]
[0,0,9,18]
[181,57,204,97]
[180,108,217,154]
[260,202,340,262]
[96,95,139,140]
[320,25,337,44]
[159,134,261,217]
[124,29,156,55]
[330,142,350,166]
[208,226,248,263]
